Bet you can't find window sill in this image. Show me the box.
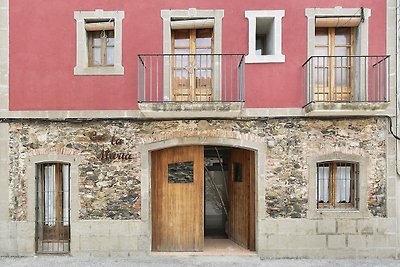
[138,102,243,118]
[74,65,124,76]
[307,209,370,219]
[304,102,390,116]
[245,54,285,63]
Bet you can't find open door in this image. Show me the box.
[228,148,255,251]
[152,145,204,252]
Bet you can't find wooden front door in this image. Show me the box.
[172,29,213,101]
[152,146,204,252]
[228,148,255,251]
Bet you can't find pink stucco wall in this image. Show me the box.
[9,1,386,110]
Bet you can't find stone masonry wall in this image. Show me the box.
[8,118,387,220]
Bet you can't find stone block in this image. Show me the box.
[276,219,297,233]
[386,178,396,198]
[357,219,373,235]
[347,234,367,248]
[374,218,396,235]
[0,10,8,30]
[317,220,336,234]
[119,235,138,251]
[107,235,120,252]
[8,222,17,239]
[0,144,9,161]
[259,219,278,235]
[110,251,131,257]
[137,235,150,252]
[337,220,356,234]
[87,221,110,236]
[109,221,130,236]
[16,238,35,255]
[356,248,397,258]
[129,221,147,236]
[386,234,397,247]
[93,235,111,251]
[327,235,346,249]
[0,238,10,255]
[386,198,397,218]
[366,235,389,248]
[72,221,91,236]
[16,222,35,240]
[286,234,325,249]
[296,220,316,234]
[0,221,8,237]
[87,250,110,257]
[79,236,97,251]
[265,234,289,249]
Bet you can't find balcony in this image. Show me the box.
[302,55,390,114]
[138,54,245,116]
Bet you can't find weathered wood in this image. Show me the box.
[85,22,114,31]
[228,148,255,251]
[152,146,204,252]
[315,17,361,28]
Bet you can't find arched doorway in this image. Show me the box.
[151,145,255,252]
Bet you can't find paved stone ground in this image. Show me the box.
[1,256,400,267]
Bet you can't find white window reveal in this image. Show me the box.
[245,10,285,63]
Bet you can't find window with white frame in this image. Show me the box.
[74,10,124,75]
[245,10,285,63]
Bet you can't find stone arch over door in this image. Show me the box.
[139,136,267,253]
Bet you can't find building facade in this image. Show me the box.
[0,0,399,258]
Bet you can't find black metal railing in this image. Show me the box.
[138,54,245,103]
[302,55,389,105]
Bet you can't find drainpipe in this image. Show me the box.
[397,0,400,176]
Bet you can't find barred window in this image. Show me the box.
[317,162,358,209]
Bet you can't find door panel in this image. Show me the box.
[152,146,204,252]
[228,148,255,251]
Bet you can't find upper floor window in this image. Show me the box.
[303,7,390,105]
[74,10,124,76]
[314,27,354,101]
[317,161,358,209]
[85,20,115,67]
[245,10,285,63]
[171,28,213,101]
[160,9,227,102]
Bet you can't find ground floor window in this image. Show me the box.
[35,163,70,254]
[317,161,358,209]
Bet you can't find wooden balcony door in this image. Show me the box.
[152,146,204,252]
[36,163,70,253]
[314,27,354,101]
[228,148,255,251]
[172,29,213,101]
